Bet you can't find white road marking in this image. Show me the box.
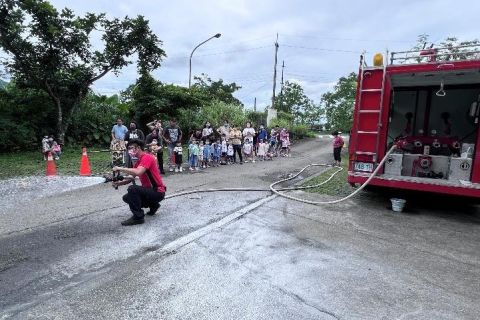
[159,194,277,255]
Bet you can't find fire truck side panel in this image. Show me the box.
[348,175,480,198]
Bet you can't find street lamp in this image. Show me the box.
[189,33,221,88]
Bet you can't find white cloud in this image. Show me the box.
[42,0,480,108]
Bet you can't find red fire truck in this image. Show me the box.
[348,45,480,197]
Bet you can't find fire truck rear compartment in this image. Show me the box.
[384,69,480,184]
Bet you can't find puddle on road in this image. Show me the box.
[0,176,104,214]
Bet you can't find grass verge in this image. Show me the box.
[0,146,192,180]
[0,147,112,180]
[302,161,355,197]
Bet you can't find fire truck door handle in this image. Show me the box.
[437,63,455,69]
[364,72,372,76]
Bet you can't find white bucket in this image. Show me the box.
[390,198,406,212]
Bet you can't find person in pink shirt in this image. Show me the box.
[332,131,344,166]
[279,128,289,157]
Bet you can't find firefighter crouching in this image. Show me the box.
[112,139,166,226]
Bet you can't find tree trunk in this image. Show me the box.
[60,95,83,145]
[55,100,66,145]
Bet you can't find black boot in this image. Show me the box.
[146,203,160,216]
[121,216,145,226]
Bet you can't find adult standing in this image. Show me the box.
[112,139,166,226]
[257,124,268,156]
[111,118,128,141]
[229,125,243,164]
[202,121,214,142]
[145,128,165,174]
[146,119,163,132]
[257,124,268,142]
[217,120,231,141]
[124,120,145,143]
[242,121,257,155]
[162,118,183,172]
[124,121,145,168]
[189,128,203,143]
[332,131,344,166]
[242,121,255,140]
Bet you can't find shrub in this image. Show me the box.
[177,100,247,141]
[290,124,310,139]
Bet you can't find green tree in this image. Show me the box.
[192,73,242,106]
[177,100,246,139]
[0,0,165,143]
[0,82,54,151]
[321,72,357,131]
[275,81,308,115]
[68,93,129,146]
[122,73,208,130]
[245,110,267,127]
[275,80,322,125]
[302,101,324,127]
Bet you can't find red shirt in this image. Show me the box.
[134,153,166,193]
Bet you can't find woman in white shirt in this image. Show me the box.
[242,121,256,138]
[202,121,213,142]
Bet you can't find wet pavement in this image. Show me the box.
[0,176,105,215]
[1,137,479,319]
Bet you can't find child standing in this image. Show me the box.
[257,138,267,161]
[282,129,291,157]
[243,134,254,163]
[221,136,228,165]
[173,142,183,172]
[198,141,205,169]
[269,133,277,157]
[213,139,222,167]
[188,140,199,171]
[332,131,344,166]
[202,140,211,168]
[149,139,161,158]
[227,142,234,164]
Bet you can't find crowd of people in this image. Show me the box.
[110,117,292,174]
[108,117,293,226]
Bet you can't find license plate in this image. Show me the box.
[354,162,373,172]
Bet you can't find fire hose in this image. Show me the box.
[161,145,397,205]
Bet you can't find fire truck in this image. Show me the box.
[348,44,480,197]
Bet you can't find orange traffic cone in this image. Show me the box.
[46,152,57,176]
[79,147,91,176]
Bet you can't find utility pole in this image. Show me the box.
[271,33,279,109]
[280,60,285,95]
[267,33,279,126]
[254,97,257,112]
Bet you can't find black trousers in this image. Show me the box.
[122,185,165,219]
[233,144,243,163]
[333,147,342,162]
[157,150,165,174]
[175,153,183,167]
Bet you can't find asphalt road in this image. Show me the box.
[1,137,479,320]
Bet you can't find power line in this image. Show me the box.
[168,45,273,60]
[280,34,412,43]
[282,44,365,54]
[189,34,274,52]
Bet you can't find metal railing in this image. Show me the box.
[390,44,480,65]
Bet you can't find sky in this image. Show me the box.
[2,0,480,110]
